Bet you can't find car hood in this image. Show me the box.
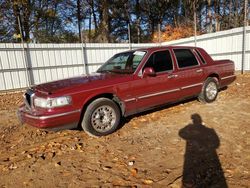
[33,73,131,95]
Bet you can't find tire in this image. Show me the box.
[198,77,219,103]
[81,98,121,137]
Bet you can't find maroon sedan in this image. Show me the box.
[18,46,236,136]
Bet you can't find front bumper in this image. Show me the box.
[17,105,81,130]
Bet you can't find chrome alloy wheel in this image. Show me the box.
[206,82,218,100]
[91,105,117,132]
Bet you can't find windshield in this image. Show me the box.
[97,51,146,74]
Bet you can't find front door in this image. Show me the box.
[133,49,181,112]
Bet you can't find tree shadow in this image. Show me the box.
[179,114,227,188]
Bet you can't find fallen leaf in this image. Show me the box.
[102,166,112,171]
[130,168,138,176]
[27,154,33,159]
[143,179,153,185]
[9,163,17,170]
[55,162,61,167]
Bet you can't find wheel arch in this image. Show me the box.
[206,73,220,84]
[78,93,125,128]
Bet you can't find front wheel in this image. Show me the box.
[198,77,219,103]
[81,98,121,137]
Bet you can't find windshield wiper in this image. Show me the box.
[97,70,112,73]
[98,69,133,74]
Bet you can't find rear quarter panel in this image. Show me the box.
[196,47,235,87]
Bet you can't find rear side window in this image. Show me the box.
[194,49,206,64]
[174,49,199,68]
[144,50,173,72]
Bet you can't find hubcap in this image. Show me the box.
[91,105,116,132]
[206,82,217,100]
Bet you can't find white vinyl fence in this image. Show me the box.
[0,26,249,91]
[162,26,250,71]
[0,43,157,91]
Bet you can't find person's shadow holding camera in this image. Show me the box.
[179,114,227,188]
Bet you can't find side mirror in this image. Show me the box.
[143,67,156,78]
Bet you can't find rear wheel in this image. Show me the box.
[81,98,121,137]
[198,77,219,103]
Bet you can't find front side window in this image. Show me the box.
[144,50,173,73]
[97,51,146,74]
[174,49,199,68]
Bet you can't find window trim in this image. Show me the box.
[140,49,175,75]
[130,50,148,71]
[133,50,149,75]
[98,50,148,75]
[193,49,207,65]
[172,48,201,70]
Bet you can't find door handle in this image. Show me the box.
[196,69,203,73]
[168,74,178,79]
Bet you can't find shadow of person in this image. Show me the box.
[179,114,227,188]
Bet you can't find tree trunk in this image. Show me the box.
[234,0,238,27]
[151,19,155,37]
[12,1,22,39]
[34,0,42,42]
[22,0,31,41]
[50,2,58,36]
[135,0,141,43]
[207,0,213,32]
[77,0,82,42]
[103,0,110,42]
[229,0,233,28]
[214,0,220,31]
[97,0,110,42]
[88,10,91,42]
[89,0,98,33]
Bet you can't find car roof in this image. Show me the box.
[135,45,200,52]
[115,45,202,55]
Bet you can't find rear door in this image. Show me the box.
[172,48,205,98]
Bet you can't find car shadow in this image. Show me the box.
[179,113,227,188]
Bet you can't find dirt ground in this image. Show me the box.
[0,74,250,188]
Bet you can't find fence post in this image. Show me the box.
[83,43,89,74]
[18,16,31,87]
[242,0,248,74]
[80,31,89,75]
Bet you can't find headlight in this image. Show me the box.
[34,96,72,108]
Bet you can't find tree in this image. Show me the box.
[0,0,249,43]
[153,25,197,42]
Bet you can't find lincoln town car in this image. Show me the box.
[18,46,236,136]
